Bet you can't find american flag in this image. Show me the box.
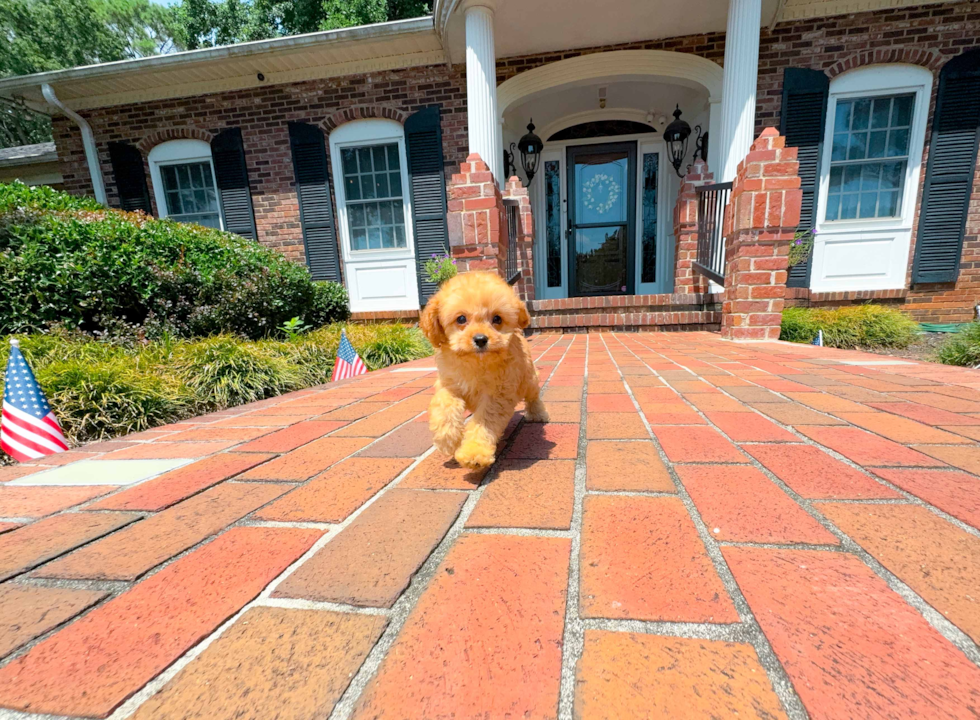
[2,340,69,462]
[332,330,367,381]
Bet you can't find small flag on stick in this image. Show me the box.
[2,339,69,462]
[332,329,367,381]
[811,330,824,347]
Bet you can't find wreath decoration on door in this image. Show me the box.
[582,173,621,215]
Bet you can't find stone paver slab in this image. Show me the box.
[872,467,980,529]
[755,403,846,426]
[586,441,674,492]
[868,401,980,426]
[651,426,749,464]
[838,412,971,445]
[580,495,737,622]
[743,444,898,499]
[818,502,980,643]
[397,452,487,490]
[586,412,648,439]
[239,437,371,481]
[275,488,465,607]
[507,423,579,459]
[7,459,188,487]
[704,412,798,442]
[0,527,320,718]
[35,482,288,581]
[352,534,569,720]
[678,465,839,545]
[255,457,411,523]
[724,546,980,719]
[233,420,347,453]
[87,453,275,512]
[0,585,107,657]
[99,441,238,460]
[574,631,787,720]
[467,459,575,529]
[128,607,386,720]
[356,421,433,457]
[0,512,140,582]
[586,394,635,413]
[911,444,980,475]
[0,485,114,518]
[798,426,945,467]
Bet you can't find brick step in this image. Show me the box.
[528,293,722,332]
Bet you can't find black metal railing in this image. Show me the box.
[693,181,732,286]
[503,199,521,285]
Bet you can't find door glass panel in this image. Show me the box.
[575,226,627,295]
[545,160,562,288]
[574,151,628,224]
[341,142,407,251]
[641,152,658,284]
[571,147,631,296]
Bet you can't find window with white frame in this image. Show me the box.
[148,139,223,229]
[339,143,407,251]
[826,94,914,221]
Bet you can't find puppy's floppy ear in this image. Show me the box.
[517,300,531,329]
[420,296,447,347]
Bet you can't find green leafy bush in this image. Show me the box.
[0,182,349,338]
[0,323,432,462]
[780,305,919,349]
[935,322,980,367]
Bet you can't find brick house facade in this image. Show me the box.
[5,0,980,325]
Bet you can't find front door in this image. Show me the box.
[566,142,637,296]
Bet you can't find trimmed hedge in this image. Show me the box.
[0,182,349,338]
[780,305,919,349]
[0,324,433,462]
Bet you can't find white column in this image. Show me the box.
[718,0,762,181]
[465,3,503,184]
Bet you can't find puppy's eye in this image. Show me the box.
[456,315,466,325]
[492,315,502,325]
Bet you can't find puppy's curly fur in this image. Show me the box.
[420,272,548,469]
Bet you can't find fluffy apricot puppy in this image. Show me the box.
[420,271,548,469]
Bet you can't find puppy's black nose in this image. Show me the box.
[473,334,488,348]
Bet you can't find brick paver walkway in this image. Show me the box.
[1,332,980,719]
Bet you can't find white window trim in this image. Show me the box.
[328,118,415,261]
[816,65,932,233]
[810,64,933,292]
[147,139,223,229]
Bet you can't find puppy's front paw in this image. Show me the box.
[432,422,464,456]
[455,440,496,470]
[525,398,550,423]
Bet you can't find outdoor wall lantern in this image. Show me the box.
[663,105,692,177]
[510,119,543,184]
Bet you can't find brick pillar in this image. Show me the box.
[502,176,535,302]
[720,128,801,341]
[673,159,713,295]
[447,153,506,275]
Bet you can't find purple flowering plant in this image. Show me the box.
[788,227,817,267]
[424,252,458,285]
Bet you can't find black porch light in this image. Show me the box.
[511,119,543,183]
[663,104,692,177]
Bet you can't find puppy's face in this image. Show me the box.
[420,272,530,356]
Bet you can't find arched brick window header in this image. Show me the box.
[826,47,944,78]
[320,105,407,133]
[137,127,214,153]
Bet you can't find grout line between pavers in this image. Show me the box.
[580,618,749,642]
[603,332,810,720]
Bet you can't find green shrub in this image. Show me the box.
[0,323,432,462]
[935,322,980,366]
[779,305,919,349]
[0,182,349,338]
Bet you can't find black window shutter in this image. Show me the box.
[107,142,152,214]
[405,105,450,304]
[288,122,342,283]
[780,67,829,288]
[211,128,258,240]
[913,50,980,285]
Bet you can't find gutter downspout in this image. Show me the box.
[41,83,107,205]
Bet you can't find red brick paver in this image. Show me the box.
[2,332,980,720]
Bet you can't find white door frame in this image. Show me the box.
[328,118,421,313]
[532,132,671,299]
